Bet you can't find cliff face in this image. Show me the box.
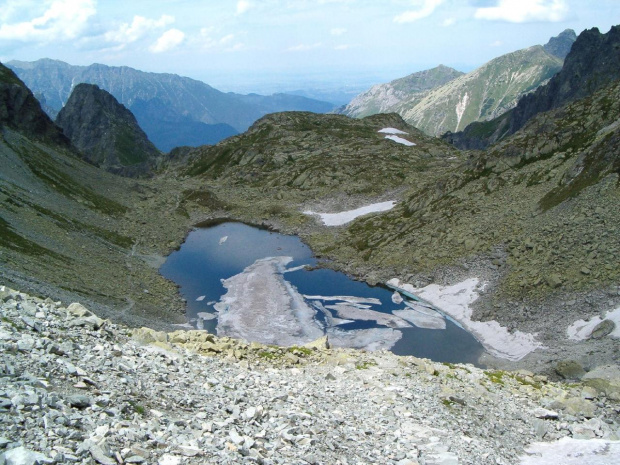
[55,83,161,176]
[0,63,68,145]
[445,26,620,150]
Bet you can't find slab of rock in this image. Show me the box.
[583,364,620,401]
[555,360,585,380]
[589,319,615,339]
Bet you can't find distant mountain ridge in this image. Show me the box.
[7,59,336,151]
[55,83,161,176]
[444,26,620,150]
[340,30,576,137]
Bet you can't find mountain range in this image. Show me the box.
[0,24,619,380]
[6,59,336,152]
[340,29,576,137]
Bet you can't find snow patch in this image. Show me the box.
[455,92,469,131]
[378,127,408,135]
[387,278,543,361]
[384,134,416,146]
[566,307,620,341]
[304,201,396,226]
[520,438,620,465]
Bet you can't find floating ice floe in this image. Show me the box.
[378,127,408,135]
[303,201,396,226]
[327,327,403,351]
[196,295,206,302]
[384,134,416,146]
[566,307,620,340]
[219,236,228,245]
[391,291,403,304]
[519,438,620,465]
[216,257,324,346]
[393,301,446,330]
[387,278,544,361]
[325,303,411,329]
[196,312,217,320]
[305,295,382,306]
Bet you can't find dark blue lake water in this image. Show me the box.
[160,221,484,365]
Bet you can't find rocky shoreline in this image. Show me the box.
[2,285,619,465]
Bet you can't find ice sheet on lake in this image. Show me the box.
[326,303,411,329]
[196,295,206,302]
[566,307,620,341]
[378,127,408,135]
[305,295,382,306]
[219,236,228,245]
[197,312,218,321]
[327,327,403,351]
[387,278,543,361]
[391,291,403,304]
[216,257,324,346]
[384,134,416,146]
[303,201,396,226]
[393,302,446,330]
[519,438,620,465]
[311,301,353,327]
[282,265,308,274]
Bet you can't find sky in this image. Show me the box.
[0,0,618,94]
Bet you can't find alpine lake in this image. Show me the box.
[160,221,485,365]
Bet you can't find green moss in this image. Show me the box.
[355,360,377,370]
[485,371,505,385]
[287,346,313,356]
[19,148,127,216]
[0,216,69,261]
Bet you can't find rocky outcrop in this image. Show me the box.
[445,25,620,149]
[55,83,161,176]
[2,285,619,464]
[543,29,577,59]
[0,63,68,145]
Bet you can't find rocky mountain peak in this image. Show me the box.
[0,62,68,145]
[543,29,577,59]
[55,83,161,177]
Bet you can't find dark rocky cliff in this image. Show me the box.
[0,63,68,145]
[55,83,161,176]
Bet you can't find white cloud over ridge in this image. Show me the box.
[104,15,174,45]
[474,0,569,23]
[0,0,96,42]
[150,28,185,53]
[394,0,444,24]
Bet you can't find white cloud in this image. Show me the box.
[331,28,347,36]
[149,28,185,53]
[220,34,235,44]
[287,42,322,52]
[394,0,444,24]
[474,0,568,23]
[0,0,96,42]
[104,15,174,45]
[236,0,252,14]
[491,40,503,46]
[442,17,456,27]
[334,44,350,50]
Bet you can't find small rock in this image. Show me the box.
[67,395,92,409]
